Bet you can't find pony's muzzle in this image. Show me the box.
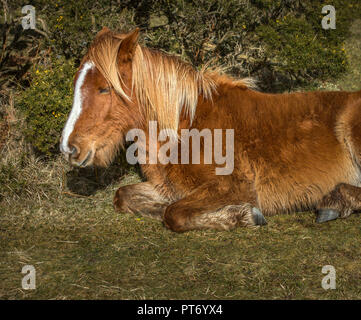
[67,143,94,167]
[59,138,85,165]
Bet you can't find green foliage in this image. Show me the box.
[17,56,76,156]
[8,0,359,87]
[256,16,347,81]
[253,0,360,89]
[46,1,137,59]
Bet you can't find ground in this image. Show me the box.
[0,20,361,300]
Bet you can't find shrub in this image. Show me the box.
[46,1,137,60]
[8,0,360,91]
[17,56,76,157]
[256,16,347,89]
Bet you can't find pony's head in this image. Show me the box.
[60,27,215,167]
[60,27,141,167]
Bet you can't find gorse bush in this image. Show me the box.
[256,16,347,82]
[48,2,136,60]
[17,56,76,156]
[8,0,359,86]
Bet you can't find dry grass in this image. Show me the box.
[1,21,361,300]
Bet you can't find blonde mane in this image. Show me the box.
[87,31,254,135]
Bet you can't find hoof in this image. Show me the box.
[252,207,267,226]
[316,209,340,223]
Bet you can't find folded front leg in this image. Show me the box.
[113,181,171,220]
[163,182,266,232]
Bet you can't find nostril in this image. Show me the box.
[69,145,79,158]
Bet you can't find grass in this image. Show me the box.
[1,178,361,299]
[1,20,361,300]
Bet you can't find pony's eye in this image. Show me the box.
[99,87,110,94]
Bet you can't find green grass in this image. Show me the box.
[1,20,361,300]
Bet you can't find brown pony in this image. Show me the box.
[60,27,361,232]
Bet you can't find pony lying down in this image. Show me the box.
[60,27,361,232]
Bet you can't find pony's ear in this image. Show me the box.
[96,26,110,37]
[117,28,140,60]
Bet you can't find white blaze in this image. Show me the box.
[60,61,93,154]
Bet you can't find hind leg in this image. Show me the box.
[316,183,361,223]
[113,182,171,220]
[319,99,361,222]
